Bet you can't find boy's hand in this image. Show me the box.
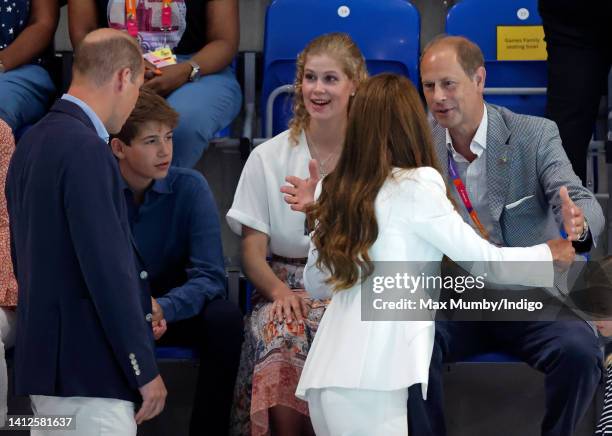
[151,298,164,323]
[152,319,167,340]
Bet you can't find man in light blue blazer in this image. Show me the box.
[408,35,605,436]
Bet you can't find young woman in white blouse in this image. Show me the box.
[295,73,576,436]
[226,33,368,436]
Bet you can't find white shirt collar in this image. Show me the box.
[445,103,488,161]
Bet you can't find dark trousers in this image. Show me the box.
[158,298,244,436]
[408,318,602,436]
[543,35,611,184]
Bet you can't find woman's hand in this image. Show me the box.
[144,59,162,81]
[281,159,319,212]
[144,62,192,97]
[269,289,311,324]
[546,238,576,270]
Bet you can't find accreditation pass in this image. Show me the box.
[2,415,76,430]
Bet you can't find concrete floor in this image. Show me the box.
[5,360,600,436]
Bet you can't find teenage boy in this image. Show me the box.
[110,87,243,436]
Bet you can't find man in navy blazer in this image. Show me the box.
[6,29,166,434]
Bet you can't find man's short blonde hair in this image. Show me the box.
[421,35,484,77]
[73,31,143,87]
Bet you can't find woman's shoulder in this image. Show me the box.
[245,129,308,177]
[391,166,446,193]
[251,130,299,157]
[383,167,453,222]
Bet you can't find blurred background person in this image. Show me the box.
[68,0,242,168]
[0,119,16,428]
[0,0,58,134]
[539,0,612,184]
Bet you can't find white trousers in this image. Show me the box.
[306,387,409,436]
[30,395,136,436]
[0,307,16,427]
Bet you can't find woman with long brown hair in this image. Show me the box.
[295,73,575,435]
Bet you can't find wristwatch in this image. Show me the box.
[577,218,589,242]
[187,60,200,82]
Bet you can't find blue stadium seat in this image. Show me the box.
[446,0,547,116]
[212,124,232,140]
[460,351,522,363]
[262,0,420,137]
[155,346,199,361]
[210,58,239,141]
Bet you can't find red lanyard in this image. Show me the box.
[125,0,173,38]
[125,0,138,37]
[447,150,490,241]
[161,0,172,29]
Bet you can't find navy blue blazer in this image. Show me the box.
[6,99,159,402]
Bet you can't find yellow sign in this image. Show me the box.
[497,25,547,61]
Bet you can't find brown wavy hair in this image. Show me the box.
[288,32,368,144]
[307,74,442,291]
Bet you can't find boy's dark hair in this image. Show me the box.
[115,87,180,145]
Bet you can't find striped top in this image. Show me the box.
[596,361,612,435]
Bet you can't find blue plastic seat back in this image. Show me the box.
[155,346,199,360]
[446,0,547,116]
[262,0,420,137]
[461,352,521,363]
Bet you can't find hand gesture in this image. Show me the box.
[135,375,167,424]
[144,63,191,97]
[269,289,311,324]
[560,186,585,241]
[546,238,576,270]
[280,159,319,212]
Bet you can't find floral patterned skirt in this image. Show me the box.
[230,256,329,436]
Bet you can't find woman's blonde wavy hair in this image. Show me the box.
[307,74,443,291]
[288,33,368,144]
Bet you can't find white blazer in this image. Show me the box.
[296,167,554,400]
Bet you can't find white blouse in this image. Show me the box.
[227,129,312,258]
[296,167,554,400]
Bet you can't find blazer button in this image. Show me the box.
[140,270,148,280]
[145,313,153,322]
